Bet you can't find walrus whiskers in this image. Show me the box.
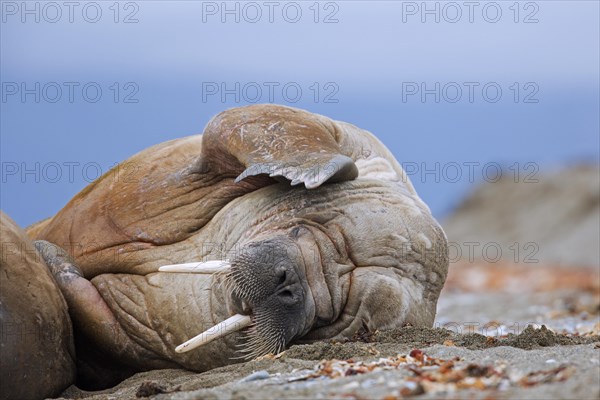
[158,260,231,274]
[175,314,252,353]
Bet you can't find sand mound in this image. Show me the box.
[443,165,599,267]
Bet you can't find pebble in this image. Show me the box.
[239,370,270,382]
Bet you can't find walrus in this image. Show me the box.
[26,104,448,390]
[0,212,76,400]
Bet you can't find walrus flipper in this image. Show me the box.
[234,153,357,189]
[34,240,176,388]
[202,104,358,189]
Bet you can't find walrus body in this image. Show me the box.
[0,212,76,399]
[25,105,448,389]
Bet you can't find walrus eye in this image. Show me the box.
[290,226,302,238]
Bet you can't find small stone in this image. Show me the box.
[239,370,270,382]
[135,381,169,398]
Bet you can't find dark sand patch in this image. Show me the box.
[283,325,599,362]
[375,325,598,349]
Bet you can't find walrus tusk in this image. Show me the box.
[158,260,230,274]
[175,314,252,353]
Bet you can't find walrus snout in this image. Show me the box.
[230,238,301,304]
[156,237,312,357]
[228,236,311,358]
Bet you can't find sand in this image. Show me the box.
[55,326,599,400]
[55,275,600,400]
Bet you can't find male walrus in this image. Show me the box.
[27,104,448,389]
[0,212,76,400]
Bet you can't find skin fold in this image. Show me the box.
[22,104,448,390]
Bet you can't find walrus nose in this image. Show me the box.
[274,266,293,290]
[274,281,304,309]
[273,264,302,298]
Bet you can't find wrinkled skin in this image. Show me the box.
[27,104,448,389]
[0,212,76,400]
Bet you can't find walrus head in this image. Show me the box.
[158,181,449,359]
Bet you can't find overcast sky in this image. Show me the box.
[2,1,599,226]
